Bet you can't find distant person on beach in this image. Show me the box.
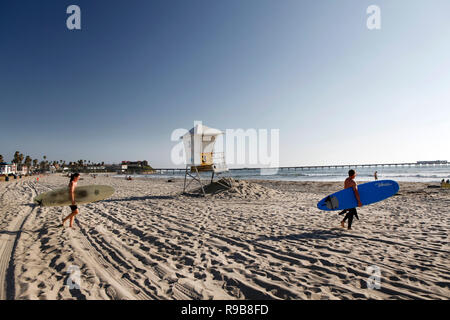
[62,173,80,228]
[374,171,378,180]
[338,169,362,230]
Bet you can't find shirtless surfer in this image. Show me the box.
[62,173,80,228]
[338,169,362,230]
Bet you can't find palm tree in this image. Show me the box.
[24,156,32,174]
[12,151,20,165]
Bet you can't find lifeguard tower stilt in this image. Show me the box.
[181,123,230,196]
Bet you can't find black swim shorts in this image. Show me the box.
[69,205,78,211]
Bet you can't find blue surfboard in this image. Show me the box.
[317,180,400,211]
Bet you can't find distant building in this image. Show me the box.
[0,163,17,175]
[121,161,152,173]
[104,164,122,172]
[17,165,28,175]
[121,160,149,167]
[86,166,105,171]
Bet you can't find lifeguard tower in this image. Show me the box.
[182,123,229,195]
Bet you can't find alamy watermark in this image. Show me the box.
[366,265,381,289]
[66,5,81,30]
[367,5,381,30]
[66,265,81,290]
[171,121,280,175]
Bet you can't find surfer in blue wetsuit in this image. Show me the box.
[62,173,80,228]
[338,170,362,230]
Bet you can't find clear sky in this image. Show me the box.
[1,0,449,167]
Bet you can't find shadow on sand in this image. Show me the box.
[253,229,352,242]
[0,226,61,236]
[183,178,234,197]
[102,195,176,202]
[181,192,205,198]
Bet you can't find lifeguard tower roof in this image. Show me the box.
[183,124,223,137]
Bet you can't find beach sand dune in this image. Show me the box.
[0,175,448,300]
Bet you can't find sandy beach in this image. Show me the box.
[0,174,448,300]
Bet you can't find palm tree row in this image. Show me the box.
[1,151,106,173]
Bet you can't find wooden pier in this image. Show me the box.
[151,161,448,174]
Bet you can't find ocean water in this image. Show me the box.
[119,165,450,183]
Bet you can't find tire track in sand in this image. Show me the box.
[71,219,160,299]
[34,183,144,300]
[0,181,37,300]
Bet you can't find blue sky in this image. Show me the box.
[1,0,449,167]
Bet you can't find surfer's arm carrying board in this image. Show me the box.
[353,185,362,207]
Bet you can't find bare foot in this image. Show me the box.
[340,221,345,228]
